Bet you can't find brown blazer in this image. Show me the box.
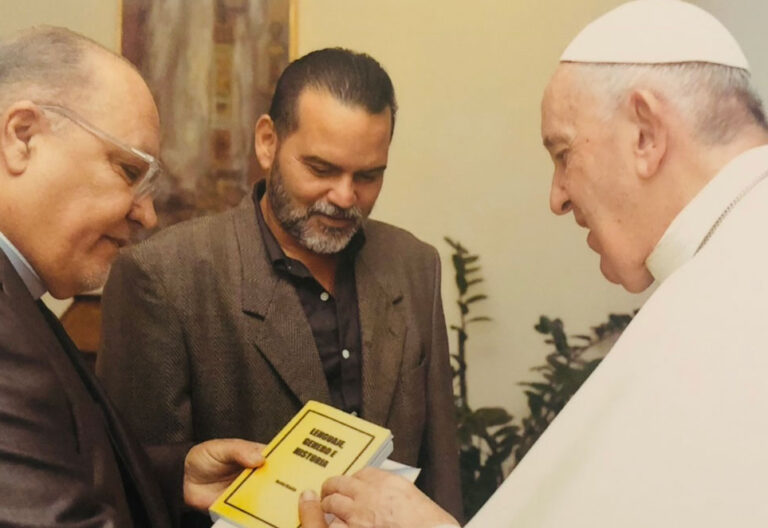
[0,251,176,527]
[98,197,463,520]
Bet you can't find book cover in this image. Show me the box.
[209,400,393,528]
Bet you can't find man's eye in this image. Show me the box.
[355,171,383,183]
[120,163,142,184]
[309,165,334,176]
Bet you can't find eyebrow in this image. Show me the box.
[300,155,387,174]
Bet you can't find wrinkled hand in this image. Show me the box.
[318,467,459,528]
[183,438,265,510]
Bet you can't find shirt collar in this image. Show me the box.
[251,180,366,273]
[0,230,46,299]
[646,144,768,283]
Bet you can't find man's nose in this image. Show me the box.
[327,175,356,210]
[130,194,158,230]
[549,178,572,215]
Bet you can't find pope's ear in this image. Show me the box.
[1,102,45,176]
[628,89,667,179]
[254,114,278,172]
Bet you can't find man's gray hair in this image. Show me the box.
[574,62,768,145]
[0,26,114,112]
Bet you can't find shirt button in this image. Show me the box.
[341,349,350,359]
[350,411,358,417]
[320,291,330,301]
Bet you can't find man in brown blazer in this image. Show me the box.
[99,48,463,520]
[0,27,263,527]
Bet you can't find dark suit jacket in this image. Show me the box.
[98,197,463,520]
[0,251,181,527]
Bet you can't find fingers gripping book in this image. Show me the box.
[209,400,395,528]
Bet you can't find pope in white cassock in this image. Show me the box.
[298,1,768,527]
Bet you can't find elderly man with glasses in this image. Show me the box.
[0,27,263,527]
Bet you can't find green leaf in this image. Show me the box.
[456,275,468,295]
[467,316,492,323]
[534,316,552,334]
[525,391,545,417]
[519,382,553,393]
[458,301,469,315]
[465,294,488,305]
[474,407,513,427]
[493,425,520,442]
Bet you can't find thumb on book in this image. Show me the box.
[299,489,328,528]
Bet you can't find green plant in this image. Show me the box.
[445,237,635,518]
[445,237,515,518]
[514,314,633,462]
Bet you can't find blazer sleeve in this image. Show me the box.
[98,251,201,524]
[98,249,193,447]
[416,248,464,522]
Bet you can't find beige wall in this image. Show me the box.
[0,0,120,50]
[297,0,647,418]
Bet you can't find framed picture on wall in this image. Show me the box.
[121,0,297,228]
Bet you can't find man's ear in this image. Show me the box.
[254,114,278,172]
[1,101,46,176]
[627,90,667,179]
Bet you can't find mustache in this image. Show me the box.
[308,200,363,221]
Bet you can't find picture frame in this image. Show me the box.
[120,0,298,228]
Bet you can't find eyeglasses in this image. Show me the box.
[38,103,162,200]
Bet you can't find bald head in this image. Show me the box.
[0,26,160,298]
[0,26,154,125]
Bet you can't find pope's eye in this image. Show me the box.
[555,150,569,166]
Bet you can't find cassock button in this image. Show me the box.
[320,291,330,301]
[341,348,350,359]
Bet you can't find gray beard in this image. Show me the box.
[266,161,365,254]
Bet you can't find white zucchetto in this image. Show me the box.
[560,0,749,70]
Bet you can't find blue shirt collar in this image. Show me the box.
[0,231,46,300]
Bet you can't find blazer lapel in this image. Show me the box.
[0,254,170,528]
[233,198,332,405]
[356,254,407,426]
[36,300,172,528]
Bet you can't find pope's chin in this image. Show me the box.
[599,257,654,293]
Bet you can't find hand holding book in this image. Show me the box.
[210,401,395,528]
[184,438,266,510]
[297,468,460,528]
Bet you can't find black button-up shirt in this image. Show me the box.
[253,182,363,415]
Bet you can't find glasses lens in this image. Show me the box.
[134,161,162,200]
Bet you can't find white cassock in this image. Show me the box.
[466,145,768,527]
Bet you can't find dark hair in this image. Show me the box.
[269,47,397,138]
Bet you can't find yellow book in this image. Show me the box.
[209,400,393,528]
